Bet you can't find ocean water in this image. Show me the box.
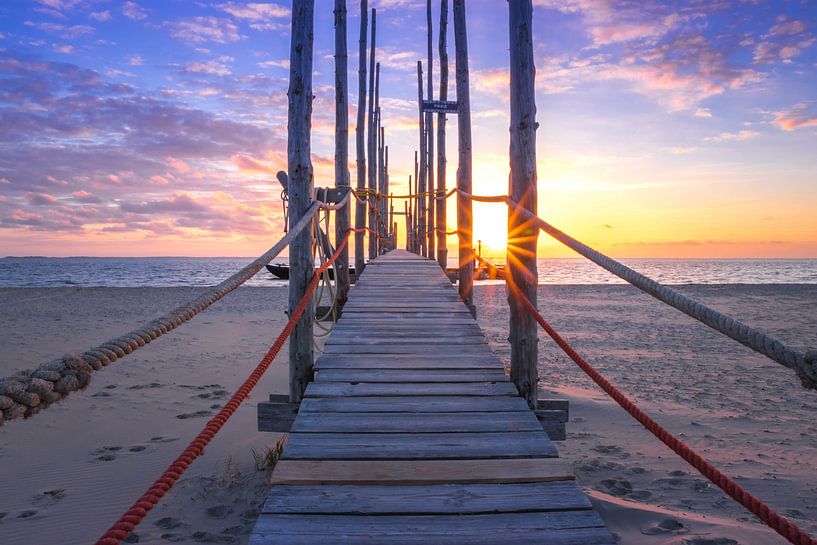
[0,256,815,287]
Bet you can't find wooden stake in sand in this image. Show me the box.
[436,0,449,270]
[426,0,436,261]
[417,61,428,257]
[508,0,539,408]
[367,8,378,261]
[334,0,351,304]
[287,0,316,402]
[354,0,368,277]
[453,0,474,314]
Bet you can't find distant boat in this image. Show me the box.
[265,263,356,282]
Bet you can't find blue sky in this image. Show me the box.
[0,0,815,257]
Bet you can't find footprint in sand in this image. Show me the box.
[190,530,236,543]
[127,382,163,390]
[0,512,7,522]
[176,410,213,419]
[92,445,123,462]
[206,505,233,519]
[150,436,180,443]
[159,534,187,543]
[31,489,65,507]
[17,510,38,519]
[155,516,185,530]
[599,478,633,497]
[684,539,738,545]
[641,518,689,535]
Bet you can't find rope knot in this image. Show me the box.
[799,351,817,390]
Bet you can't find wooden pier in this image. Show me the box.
[250,250,614,544]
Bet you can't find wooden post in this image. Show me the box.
[413,151,419,253]
[354,0,367,278]
[385,146,391,249]
[417,61,427,257]
[436,0,449,270]
[287,0,315,403]
[367,9,377,261]
[389,196,394,251]
[404,201,411,250]
[426,0,436,262]
[508,0,539,409]
[453,0,474,315]
[334,0,351,304]
[378,125,385,253]
[407,176,414,252]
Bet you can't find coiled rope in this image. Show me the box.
[0,198,347,426]
[456,189,817,390]
[95,229,353,545]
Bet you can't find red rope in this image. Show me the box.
[501,275,817,545]
[95,230,352,545]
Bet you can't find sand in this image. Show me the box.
[1,283,816,544]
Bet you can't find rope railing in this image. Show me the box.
[95,229,353,545]
[454,189,817,390]
[0,198,351,426]
[469,249,817,545]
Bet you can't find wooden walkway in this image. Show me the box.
[249,250,615,544]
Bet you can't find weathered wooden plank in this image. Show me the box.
[291,411,542,433]
[250,512,612,543]
[298,396,529,413]
[262,482,591,514]
[304,382,516,397]
[281,432,557,460]
[270,458,574,485]
[322,344,489,355]
[314,355,502,370]
[325,336,486,346]
[314,368,507,382]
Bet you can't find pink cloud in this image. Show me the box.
[166,157,190,173]
[772,103,817,131]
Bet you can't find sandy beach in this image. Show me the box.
[1,283,816,544]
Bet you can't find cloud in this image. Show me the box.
[167,17,242,44]
[258,59,289,69]
[694,108,712,118]
[185,60,231,76]
[753,18,814,64]
[216,2,289,20]
[25,192,59,205]
[89,10,111,22]
[24,21,95,39]
[166,157,190,173]
[772,103,817,131]
[127,54,144,66]
[122,1,148,21]
[53,43,74,54]
[703,130,760,142]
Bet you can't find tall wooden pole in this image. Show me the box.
[404,201,411,250]
[334,0,351,304]
[413,151,419,253]
[426,0,436,261]
[436,0,449,270]
[287,0,315,403]
[354,0,367,277]
[367,9,377,261]
[453,0,474,314]
[508,0,539,408]
[378,125,385,253]
[417,61,427,257]
[385,145,390,249]
[407,181,413,251]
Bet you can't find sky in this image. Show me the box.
[0,0,815,258]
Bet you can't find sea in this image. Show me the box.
[0,256,815,287]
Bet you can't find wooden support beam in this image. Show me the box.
[258,394,299,432]
[354,0,368,279]
[367,9,377,261]
[436,0,449,271]
[508,0,539,409]
[453,0,474,316]
[413,151,419,253]
[334,0,351,304]
[287,0,315,403]
[426,0,436,262]
[404,201,410,250]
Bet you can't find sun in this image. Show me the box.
[472,201,508,255]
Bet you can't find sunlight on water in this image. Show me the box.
[0,257,815,287]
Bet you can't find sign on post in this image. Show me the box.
[422,100,458,113]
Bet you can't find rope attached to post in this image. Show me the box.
[471,249,816,545]
[94,229,353,545]
[505,276,817,545]
[0,204,326,426]
[456,189,817,390]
